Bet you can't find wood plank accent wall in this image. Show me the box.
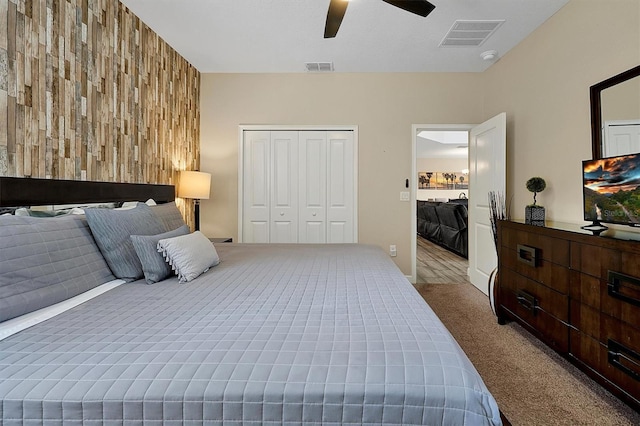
[0,0,200,226]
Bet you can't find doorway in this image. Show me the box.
[412,114,507,292]
[411,125,473,284]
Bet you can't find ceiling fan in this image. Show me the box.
[324,0,436,38]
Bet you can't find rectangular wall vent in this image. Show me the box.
[305,62,334,72]
[439,20,504,47]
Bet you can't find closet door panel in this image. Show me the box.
[299,132,327,243]
[328,222,348,244]
[243,131,270,243]
[270,132,299,243]
[327,131,355,243]
[272,221,296,243]
[241,128,355,244]
[249,221,269,243]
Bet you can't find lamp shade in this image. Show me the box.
[178,171,211,199]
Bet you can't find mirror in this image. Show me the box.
[590,65,640,159]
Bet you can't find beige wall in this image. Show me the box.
[602,76,640,122]
[482,0,640,226]
[200,0,640,274]
[200,73,484,273]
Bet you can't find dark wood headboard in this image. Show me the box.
[0,177,175,207]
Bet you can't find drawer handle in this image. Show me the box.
[517,244,538,267]
[608,339,640,382]
[607,271,640,307]
[516,290,538,315]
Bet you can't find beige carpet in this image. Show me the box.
[417,283,640,426]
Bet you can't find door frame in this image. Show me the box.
[238,124,359,243]
[411,124,474,284]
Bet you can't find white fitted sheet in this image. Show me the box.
[0,279,125,341]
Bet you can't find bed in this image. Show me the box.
[0,177,501,425]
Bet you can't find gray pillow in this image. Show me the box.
[15,208,73,217]
[131,225,190,284]
[85,204,164,281]
[0,215,115,322]
[150,202,187,232]
[157,231,220,283]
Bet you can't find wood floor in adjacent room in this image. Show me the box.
[415,236,640,425]
[415,235,469,285]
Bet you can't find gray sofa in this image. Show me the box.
[417,199,468,258]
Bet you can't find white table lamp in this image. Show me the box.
[178,170,211,231]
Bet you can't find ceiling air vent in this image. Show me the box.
[439,20,505,47]
[305,62,334,72]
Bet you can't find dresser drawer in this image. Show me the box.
[499,269,569,352]
[571,243,640,280]
[501,227,570,267]
[572,272,640,330]
[571,301,640,353]
[501,268,569,322]
[502,245,570,294]
[570,330,640,404]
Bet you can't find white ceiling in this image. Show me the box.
[417,131,469,159]
[119,0,569,73]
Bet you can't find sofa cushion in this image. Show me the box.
[418,201,468,258]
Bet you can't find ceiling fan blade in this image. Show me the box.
[324,0,349,38]
[381,0,435,18]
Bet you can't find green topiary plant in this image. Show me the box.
[526,177,546,206]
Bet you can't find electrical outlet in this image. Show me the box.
[390,245,397,257]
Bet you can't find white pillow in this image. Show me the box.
[157,231,220,283]
[117,199,157,211]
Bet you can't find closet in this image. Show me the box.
[241,129,356,243]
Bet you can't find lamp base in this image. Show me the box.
[194,199,201,231]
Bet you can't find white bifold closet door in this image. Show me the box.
[298,131,326,243]
[243,130,354,244]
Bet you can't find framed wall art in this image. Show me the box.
[418,172,468,190]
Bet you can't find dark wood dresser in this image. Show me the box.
[497,220,640,410]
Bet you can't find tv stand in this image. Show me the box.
[497,220,640,411]
[580,220,609,236]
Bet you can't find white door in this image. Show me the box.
[468,113,506,295]
[327,131,355,243]
[603,120,640,157]
[270,131,299,243]
[299,131,328,243]
[243,131,271,243]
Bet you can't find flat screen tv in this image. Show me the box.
[583,152,640,228]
